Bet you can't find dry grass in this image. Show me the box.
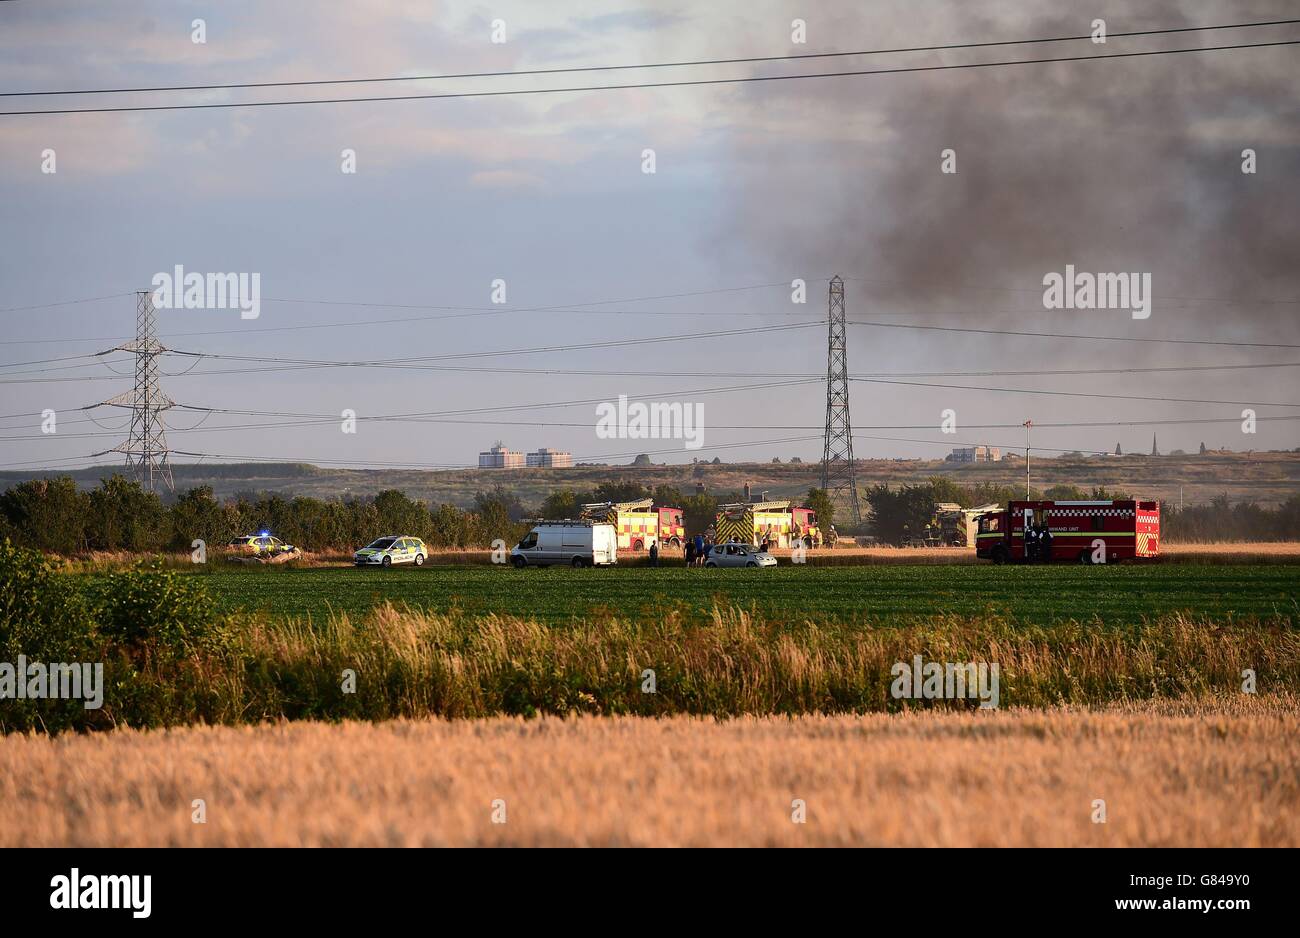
[1162,542,1300,563]
[81,607,1300,728]
[8,602,1295,733]
[2,695,1294,847]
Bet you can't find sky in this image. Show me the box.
[1,0,1297,474]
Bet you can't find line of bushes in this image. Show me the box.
[0,476,528,554]
[0,541,227,733]
[3,541,1296,733]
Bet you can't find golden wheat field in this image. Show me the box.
[2,695,1295,847]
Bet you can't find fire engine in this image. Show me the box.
[714,500,824,548]
[975,499,1160,564]
[579,499,685,550]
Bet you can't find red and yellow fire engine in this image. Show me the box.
[580,499,685,550]
[714,500,825,548]
[975,499,1160,564]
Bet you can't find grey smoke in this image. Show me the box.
[717,0,1300,337]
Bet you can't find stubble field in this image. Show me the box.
[3,695,1294,847]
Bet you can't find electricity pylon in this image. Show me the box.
[821,275,861,525]
[101,290,174,491]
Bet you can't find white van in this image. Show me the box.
[510,520,618,568]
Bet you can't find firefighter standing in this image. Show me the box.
[1038,524,1053,561]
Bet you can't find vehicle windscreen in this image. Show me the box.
[367,538,397,549]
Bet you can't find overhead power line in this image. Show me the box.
[0,292,135,313]
[0,352,123,370]
[851,377,1300,408]
[8,411,1300,444]
[166,378,823,424]
[6,356,1300,387]
[5,271,1296,346]
[8,18,1295,99]
[4,39,1297,116]
[139,359,1300,379]
[848,320,1300,349]
[842,276,1300,308]
[165,321,821,367]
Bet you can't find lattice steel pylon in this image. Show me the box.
[821,275,861,525]
[102,290,174,491]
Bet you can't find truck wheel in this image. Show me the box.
[512,556,527,569]
[632,538,644,551]
[571,556,586,568]
[669,537,681,549]
[991,546,1008,566]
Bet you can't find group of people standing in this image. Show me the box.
[683,532,715,567]
[1025,521,1054,562]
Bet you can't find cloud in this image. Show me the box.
[0,114,162,176]
[574,10,688,34]
[469,168,544,188]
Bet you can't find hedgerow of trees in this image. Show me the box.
[861,477,1300,545]
[0,476,528,554]
[1,475,1295,555]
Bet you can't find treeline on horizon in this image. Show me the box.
[0,475,1296,555]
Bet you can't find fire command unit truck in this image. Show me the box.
[975,499,1161,564]
[579,499,685,550]
[714,500,824,548]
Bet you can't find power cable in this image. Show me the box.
[9,18,1295,98]
[5,39,1297,116]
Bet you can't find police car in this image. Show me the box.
[353,535,427,567]
[228,533,297,556]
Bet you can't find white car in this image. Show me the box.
[353,535,427,567]
[704,542,777,568]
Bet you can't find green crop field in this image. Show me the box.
[33,552,1300,731]
[162,563,1298,626]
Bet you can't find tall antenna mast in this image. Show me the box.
[101,290,174,492]
[821,275,861,525]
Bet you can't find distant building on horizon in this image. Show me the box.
[526,447,572,468]
[947,445,1001,463]
[478,443,525,469]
